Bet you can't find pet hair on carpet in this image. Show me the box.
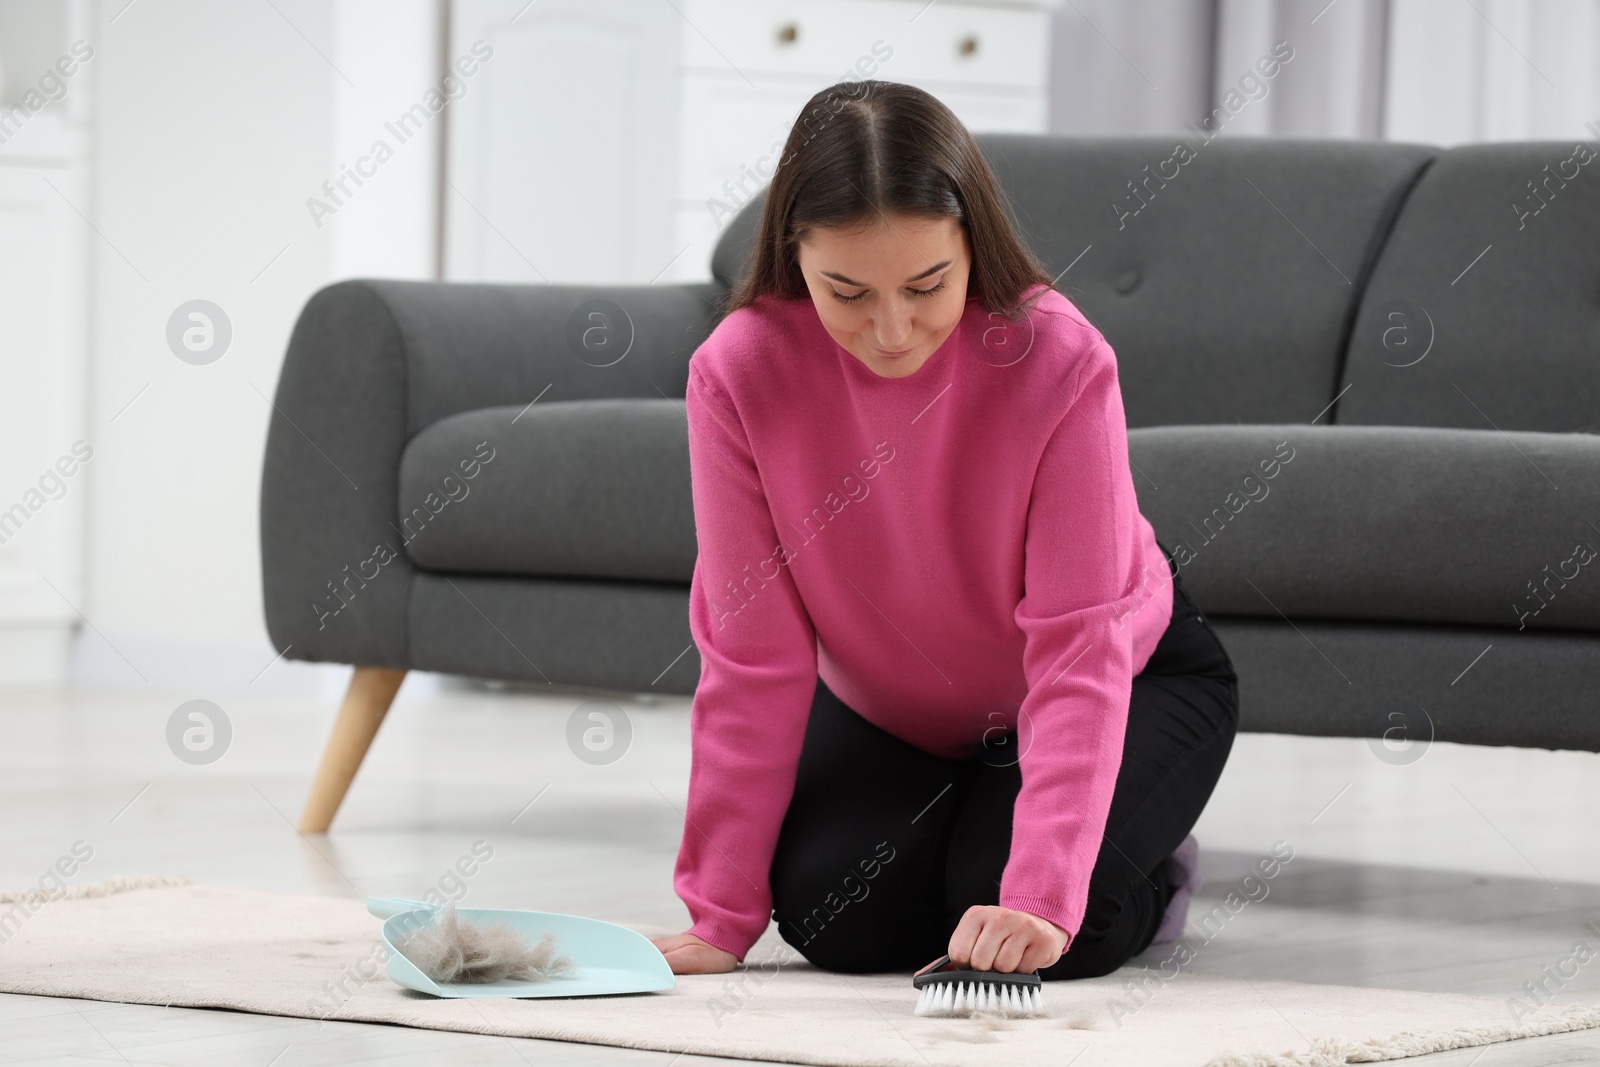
[391,903,576,985]
[0,875,194,904]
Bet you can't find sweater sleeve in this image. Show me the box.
[997,338,1152,943]
[672,359,819,962]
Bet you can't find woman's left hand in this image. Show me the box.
[942,905,1071,974]
[649,932,739,974]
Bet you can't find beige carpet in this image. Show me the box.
[2,879,1598,1067]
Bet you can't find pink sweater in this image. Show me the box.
[674,281,1174,961]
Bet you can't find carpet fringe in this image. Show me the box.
[0,875,194,904]
[1206,1003,1600,1065]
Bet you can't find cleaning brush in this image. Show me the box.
[912,954,1045,1017]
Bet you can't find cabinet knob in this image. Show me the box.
[958,34,979,57]
[777,22,799,45]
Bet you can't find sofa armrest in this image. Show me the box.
[260,278,723,668]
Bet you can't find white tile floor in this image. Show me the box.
[5,676,1600,1065]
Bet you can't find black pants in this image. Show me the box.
[768,542,1239,979]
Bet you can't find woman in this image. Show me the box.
[649,80,1239,981]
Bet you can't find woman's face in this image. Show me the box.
[796,213,971,379]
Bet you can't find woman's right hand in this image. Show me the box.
[650,931,739,974]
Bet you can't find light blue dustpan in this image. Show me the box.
[367,897,675,999]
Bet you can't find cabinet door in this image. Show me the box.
[0,163,89,682]
[446,0,682,284]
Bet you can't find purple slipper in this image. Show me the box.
[1150,833,1202,945]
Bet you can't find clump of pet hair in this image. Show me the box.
[392,903,576,984]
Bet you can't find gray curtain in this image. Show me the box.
[1046,0,1600,144]
[1045,0,1390,140]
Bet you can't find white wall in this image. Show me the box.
[71,0,440,697]
[328,0,442,281]
[0,0,95,686]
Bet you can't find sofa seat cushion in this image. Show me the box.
[397,398,695,583]
[1129,423,1600,632]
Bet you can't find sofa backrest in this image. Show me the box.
[1335,140,1600,434]
[711,133,1439,429]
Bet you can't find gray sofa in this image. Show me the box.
[262,133,1600,831]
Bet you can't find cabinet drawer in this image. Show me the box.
[681,0,1047,90]
[675,74,1047,207]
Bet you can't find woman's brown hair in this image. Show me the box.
[721,79,1055,321]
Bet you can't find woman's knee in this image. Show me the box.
[771,837,931,973]
[1040,921,1147,980]
[1042,946,1127,980]
[1038,857,1168,981]
[1039,915,1155,980]
[774,882,927,973]
[778,916,906,973]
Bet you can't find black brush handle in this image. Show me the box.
[911,954,1042,989]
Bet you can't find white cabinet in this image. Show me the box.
[447,0,1049,285]
[0,3,93,685]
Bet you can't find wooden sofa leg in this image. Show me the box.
[298,666,408,833]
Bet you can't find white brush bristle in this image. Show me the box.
[913,977,1045,1018]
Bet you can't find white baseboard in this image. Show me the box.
[60,627,461,699]
[45,627,672,704]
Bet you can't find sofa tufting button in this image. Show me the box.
[1114,268,1141,293]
